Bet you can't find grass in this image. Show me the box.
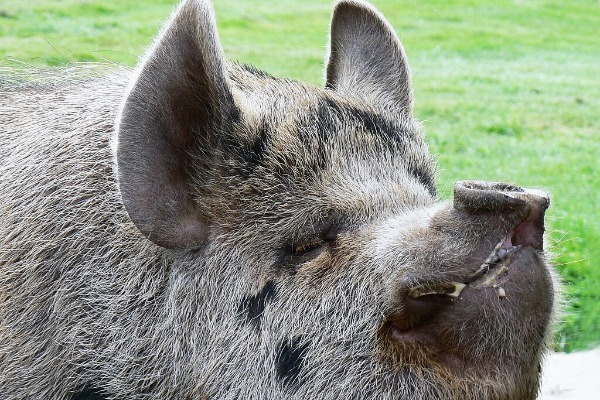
[1,0,598,352]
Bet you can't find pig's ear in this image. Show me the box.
[115,0,239,249]
[325,0,413,116]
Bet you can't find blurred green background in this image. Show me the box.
[1,0,598,352]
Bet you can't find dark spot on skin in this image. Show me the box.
[407,164,437,197]
[349,109,403,147]
[246,122,271,169]
[297,97,415,177]
[294,101,335,172]
[323,97,405,150]
[320,97,437,196]
[276,338,309,387]
[71,386,108,400]
[238,281,277,329]
[314,100,338,143]
[321,96,343,114]
[225,120,273,178]
[297,96,404,173]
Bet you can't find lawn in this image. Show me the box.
[1,0,598,352]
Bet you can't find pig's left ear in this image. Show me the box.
[325,0,413,116]
[115,0,239,249]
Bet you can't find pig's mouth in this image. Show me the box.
[402,209,546,309]
[404,185,549,304]
[408,217,542,302]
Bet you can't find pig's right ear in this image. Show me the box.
[115,0,239,250]
[325,0,413,117]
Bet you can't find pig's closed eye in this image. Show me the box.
[290,222,338,261]
[292,238,326,257]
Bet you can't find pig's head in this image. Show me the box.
[115,0,555,398]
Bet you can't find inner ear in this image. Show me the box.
[115,0,239,249]
[325,0,413,117]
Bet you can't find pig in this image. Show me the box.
[0,0,556,399]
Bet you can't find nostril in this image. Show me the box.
[509,200,548,250]
[513,220,543,249]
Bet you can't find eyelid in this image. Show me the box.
[292,238,325,257]
[291,223,340,257]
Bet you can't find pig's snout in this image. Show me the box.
[453,180,550,221]
[385,181,552,360]
[453,180,550,250]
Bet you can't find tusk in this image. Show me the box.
[408,282,466,299]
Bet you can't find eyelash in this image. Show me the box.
[292,238,326,257]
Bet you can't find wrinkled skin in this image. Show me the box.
[0,0,555,399]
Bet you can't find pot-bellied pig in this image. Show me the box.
[0,0,555,398]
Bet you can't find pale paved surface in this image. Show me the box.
[539,347,600,399]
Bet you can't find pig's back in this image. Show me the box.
[0,68,130,243]
[0,68,166,398]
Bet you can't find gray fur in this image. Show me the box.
[0,0,555,399]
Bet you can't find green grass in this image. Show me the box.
[1,0,598,352]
